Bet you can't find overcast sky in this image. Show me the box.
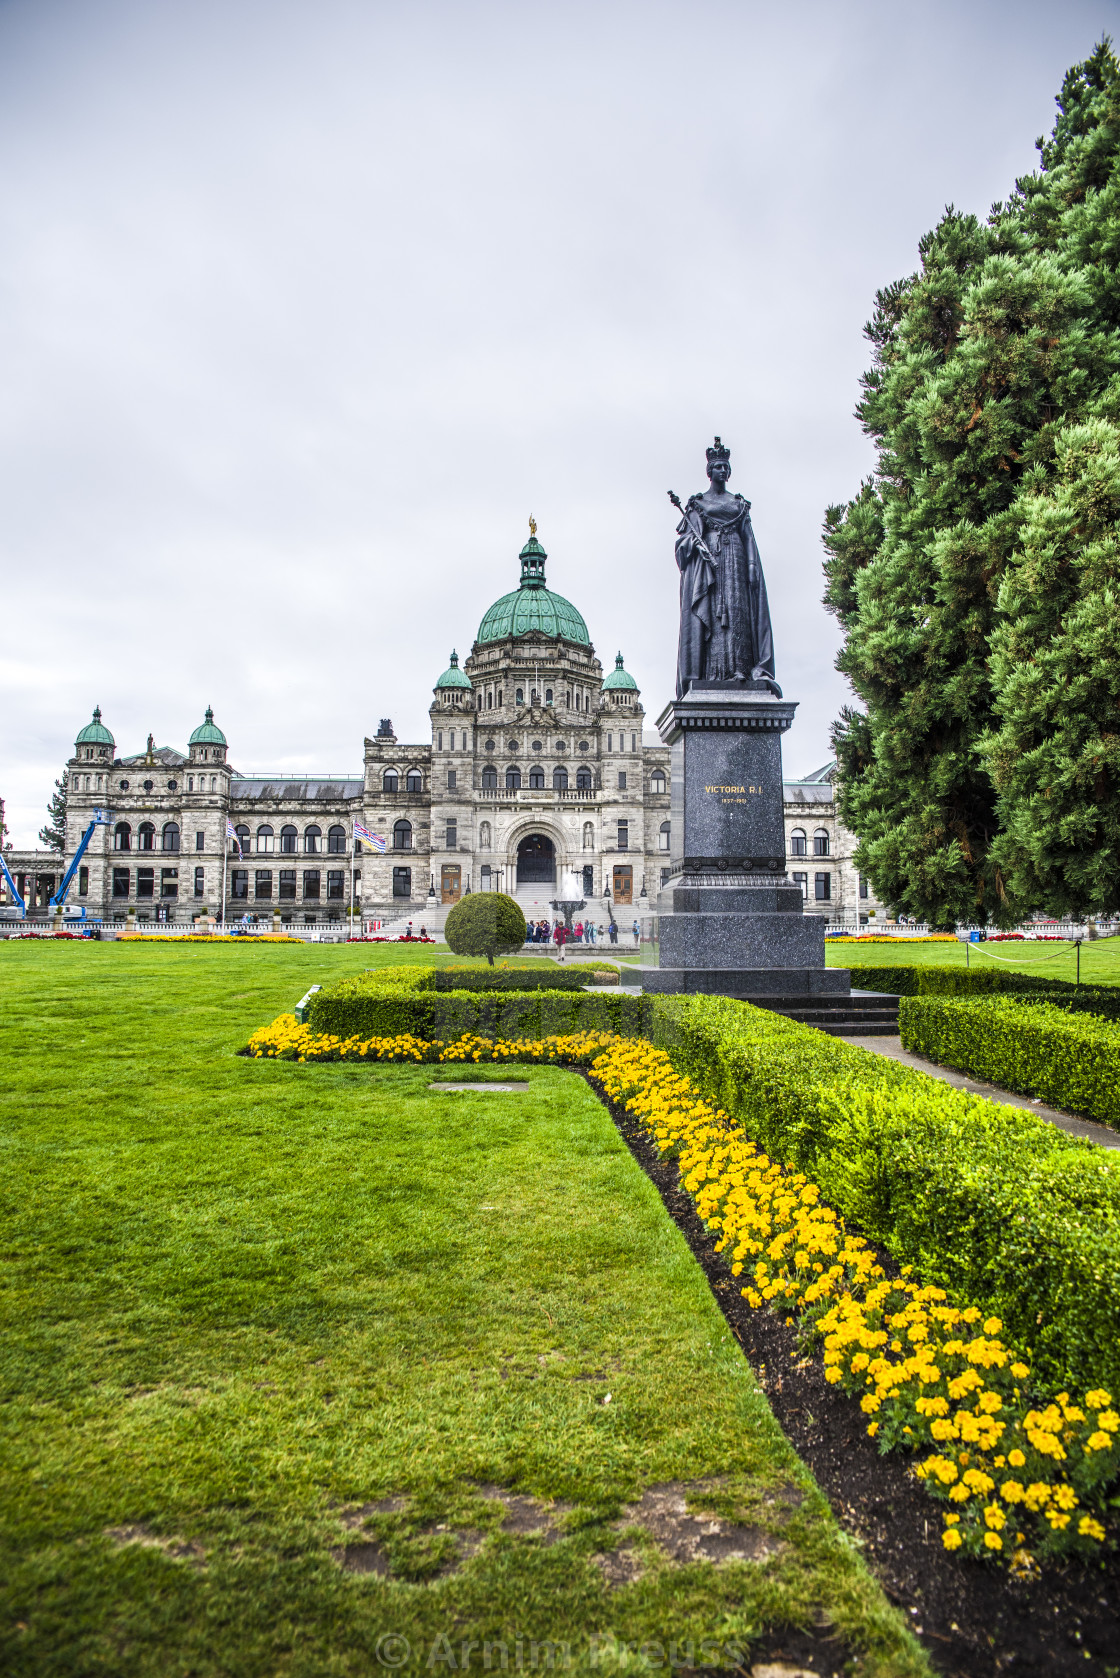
[1,0,1116,845]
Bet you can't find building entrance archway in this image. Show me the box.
[516,833,556,885]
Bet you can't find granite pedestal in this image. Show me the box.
[641,683,850,999]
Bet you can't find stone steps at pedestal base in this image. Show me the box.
[749,990,900,1037]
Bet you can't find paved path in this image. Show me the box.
[855,1036,1120,1151]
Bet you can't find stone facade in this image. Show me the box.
[3,534,881,929]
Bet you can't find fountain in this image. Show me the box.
[549,869,587,931]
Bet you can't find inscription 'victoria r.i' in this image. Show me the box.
[704,783,763,803]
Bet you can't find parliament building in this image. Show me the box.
[12,530,878,929]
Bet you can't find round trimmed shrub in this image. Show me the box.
[444,892,527,966]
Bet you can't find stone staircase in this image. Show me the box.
[747,988,900,1037]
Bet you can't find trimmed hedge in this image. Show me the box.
[431,967,597,992]
[306,983,650,1041]
[854,962,1120,1020]
[900,994,1120,1128]
[651,994,1120,1393]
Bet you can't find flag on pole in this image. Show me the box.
[226,817,244,858]
[354,821,386,853]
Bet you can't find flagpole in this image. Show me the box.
[351,833,357,939]
[222,835,228,929]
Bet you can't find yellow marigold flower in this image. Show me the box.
[984,1531,1003,1551]
[866,1421,879,1438]
[1052,1484,1078,1512]
[1001,1480,1024,1503]
[1078,1516,1106,1542]
[948,1484,970,1503]
[825,1367,842,1385]
[1046,1511,1071,1531]
[1085,1389,1112,1409]
[983,1317,1002,1336]
[1007,1450,1025,1468]
[942,1528,963,1551]
[983,1504,1006,1530]
[1085,1431,1113,1452]
[1097,1409,1120,1432]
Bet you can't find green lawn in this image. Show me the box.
[826,936,1120,986]
[0,944,925,1677]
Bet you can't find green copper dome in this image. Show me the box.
[189,706,227,746]
[475,534,590,648]
[601,651,637,692]
[75,705,114,747]
[435,650,472,691]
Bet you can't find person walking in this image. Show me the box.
[632,919,640,948]
[608,920,618,945]
[573,919,584,945]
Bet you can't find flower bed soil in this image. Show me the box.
[586,1073,1120,1677]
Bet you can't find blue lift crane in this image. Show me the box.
[50,808,116,912]
[0,808,116,921]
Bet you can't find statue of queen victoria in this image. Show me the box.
[672,437,780,698]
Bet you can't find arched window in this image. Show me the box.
[545,688,553,704]
[232,824,250,855]
[280,825,298,854]
[659,821,671,852]
[161,822,180,853]
[304,825,322,854]
[814,828,830,857]
[328,825,346,854]
[114,821,131,851]
[576,766,592,791]
[528,765,545,789]
[486,691,493,708]
[138,822,156,852]
[256,825,274,854]
[481,766,498,790]
[790,828,807,857]
[505,766,521,790]
[382,770,398,793]
[651,771,666,794]
[515,688,524,704]
[393,819,412,851]
[479,820,492,849]
[582,821,594,849]
[553,766,568,791]
[406,769,423,794]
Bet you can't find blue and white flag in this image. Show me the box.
[354,821,386,853]
[226,817,244,858]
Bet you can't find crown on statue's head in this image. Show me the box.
[705,435,730,465]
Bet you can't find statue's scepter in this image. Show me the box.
[668,491,718,595]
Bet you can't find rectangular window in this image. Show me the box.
[78,866,88,896]
[327,870,344,900]
[793,871,808,900]
[160,867,178,899]
[438,732,443,751]
[617,772,627,791]
[188,776,194,791]
[447,769,457,790]
[195,831,205,851]
[255,870,273,900]
[194,867,205,896]
[393,866,412,898]
[446,820,457,848]
[303,869,321,900]
[814,872,831,901]
[449,731,455,751]
[859,875,869,900]
[279,870,297,900]
[617,821,629,850]
[137,868,155,899]
[608,734,613,752]
[660,867,670,888]
[113,867,130,898]
[631,733,636,753]
[231,869,248,900]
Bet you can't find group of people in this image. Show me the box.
[524,918,643,949]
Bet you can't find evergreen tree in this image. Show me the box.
[824,42,1120,924]
[39,775,68,854]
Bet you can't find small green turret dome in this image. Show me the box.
[601,652,637,692]
[476,532,590,648]
[75,706,114,747]
[189,706,227,746]
[435,651,472,691]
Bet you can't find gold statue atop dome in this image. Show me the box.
[528,515,537,538]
